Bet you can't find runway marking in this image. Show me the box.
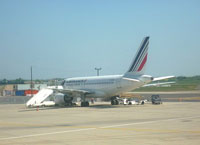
[101,127,200,134]
[100,115,200,129]
[0,115,200,141]
[0,128,96,140]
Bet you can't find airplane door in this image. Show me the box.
[116,78,122,89]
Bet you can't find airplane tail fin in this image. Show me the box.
[124,36,149,77]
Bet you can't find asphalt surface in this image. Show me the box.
[1,91,200,105]
[0,96,31,104]
[0,102,200,145]
[132,91,200,102]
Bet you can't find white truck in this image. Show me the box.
[117,98,146,105]
[117,98,129,105]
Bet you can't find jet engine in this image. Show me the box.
[53,93,73,105]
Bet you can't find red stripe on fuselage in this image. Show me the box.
[137,54,147,71]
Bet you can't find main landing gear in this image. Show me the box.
[111,96,119,105]
[64,96,73,106]
[81,95,89,107]
[81,101,89,107]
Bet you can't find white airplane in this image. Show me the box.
[26,36,174,107]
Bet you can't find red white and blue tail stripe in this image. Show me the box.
[125,36,149,76]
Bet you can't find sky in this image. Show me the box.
[0,0,200,79]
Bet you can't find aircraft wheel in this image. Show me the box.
[81,102,85,107]
[68,102,73,106]
[111,100,115,105]
[115,100,119,105]
[111,99,119,105]
[85,101,89,107]
[81,102,89,107]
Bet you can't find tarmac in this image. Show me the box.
[132,91,200,102]
[0,102,200,145]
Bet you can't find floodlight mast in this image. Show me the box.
[31,66,33,97]
[95,67,102,76]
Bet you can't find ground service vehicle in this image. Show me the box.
[151,95,162,104]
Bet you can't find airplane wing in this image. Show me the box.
[153,76,175,81]
[48,85,92,95]
[52,88,93,96]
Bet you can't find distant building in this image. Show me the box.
[3,85,16,96]
[2,84,48,96]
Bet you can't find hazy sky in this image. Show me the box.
[0,0,200,79]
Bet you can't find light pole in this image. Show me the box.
[95,67,102,76]
[31,66,33,97]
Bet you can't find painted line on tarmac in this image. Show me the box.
[0,115,200,141]
[100,127,200,134]
[100,115,200,129]
[0,128,96,141]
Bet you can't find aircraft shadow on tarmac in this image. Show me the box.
[89,104,123,109]
[18,104,125,112]
[18,106,69,112]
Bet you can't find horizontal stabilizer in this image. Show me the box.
[153,76,175,81]
[143,81,175,87]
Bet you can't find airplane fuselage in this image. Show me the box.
[26,36,173,107]
[63,75,148,98]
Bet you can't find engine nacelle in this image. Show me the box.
[53,93,73,105]
[64,94,73,103]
